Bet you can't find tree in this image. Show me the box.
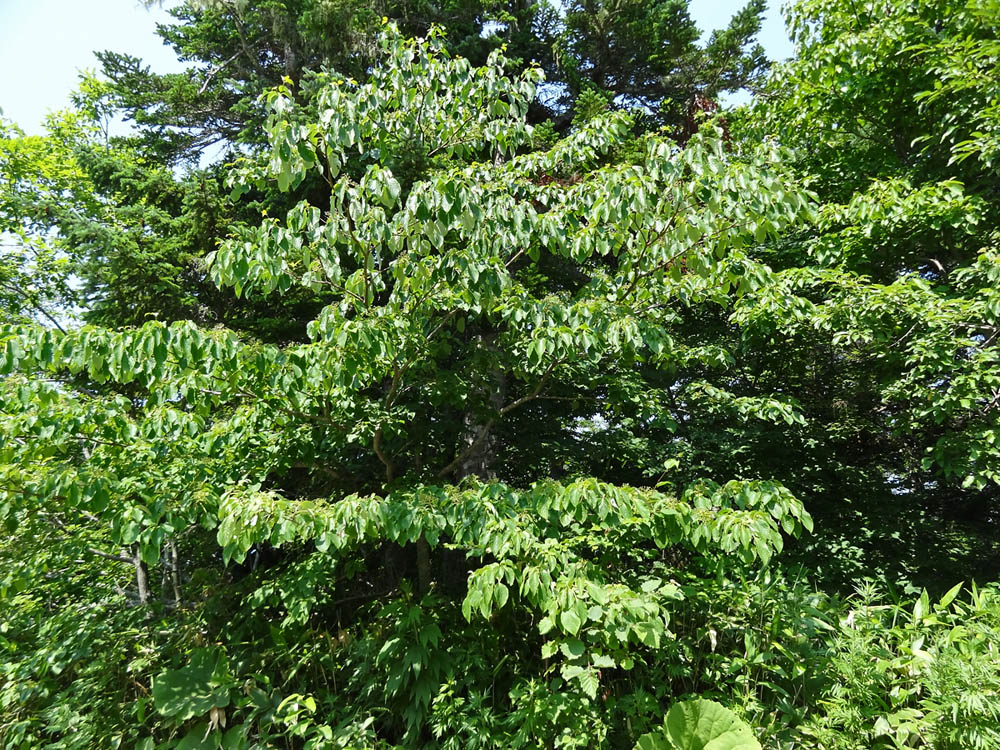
[101,0,770,165]
[554,0,769,127]
[101,0,557,164]
[0,112,100,329]
[0,28,814,747]
[13,0,772,341]
[722,0,1000,583]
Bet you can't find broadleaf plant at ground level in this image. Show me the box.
[636,698,761,750]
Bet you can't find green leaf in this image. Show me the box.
[494,582,509,608]
[560,610,583,636]
[591,652,616,669]
[636,732,671,750]
[938,581,963,610]
[152,648,233,721]
[176,722,218,750]
[644,698,761,750]
[578,668,599,699]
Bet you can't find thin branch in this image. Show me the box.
[500,360,557,415]
[374,425,396,483]
[71,433,131,449]
[619,218,735,302]
[0,279,67,333]
[289,462,345,480]
[40,512,137,564]
[424,309,460,343]
[199,49,242,95]
[87,547,139,565]
[428,110,480,158]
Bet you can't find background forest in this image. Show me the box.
[2,0,1000,747]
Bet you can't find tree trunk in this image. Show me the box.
[133,546,151,606]
[441,352,508,594]
[460,365,506,480]
[168,538,182,607]
[160,546,169,603]
[416,535,432,596]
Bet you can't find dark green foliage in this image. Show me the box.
[726,0,1000,584]
[554,0,768,127]
[100,0,553,163]
[2,0,1000,747]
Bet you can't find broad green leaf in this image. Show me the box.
[663,698,760,750]
[152,648,234,721]
[560,610,583,636]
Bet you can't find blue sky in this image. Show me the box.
[0,0,794,135]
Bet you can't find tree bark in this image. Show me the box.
[416,535,432,596]
[168,538,182,607]
[160,546,169,604]
[133,545,151,607]
[459,360,507,480]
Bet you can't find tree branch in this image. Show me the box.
[374,425,396,483]
[499,360,557,415]
[199,49,242,95]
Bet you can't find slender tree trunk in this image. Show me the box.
[133,545,151,606]
[439,345,508,594]
[168,538,182,607]
[160,546,169,604]
[458,332,507,479]
[416,535,432,596]
[460,365,506,480]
